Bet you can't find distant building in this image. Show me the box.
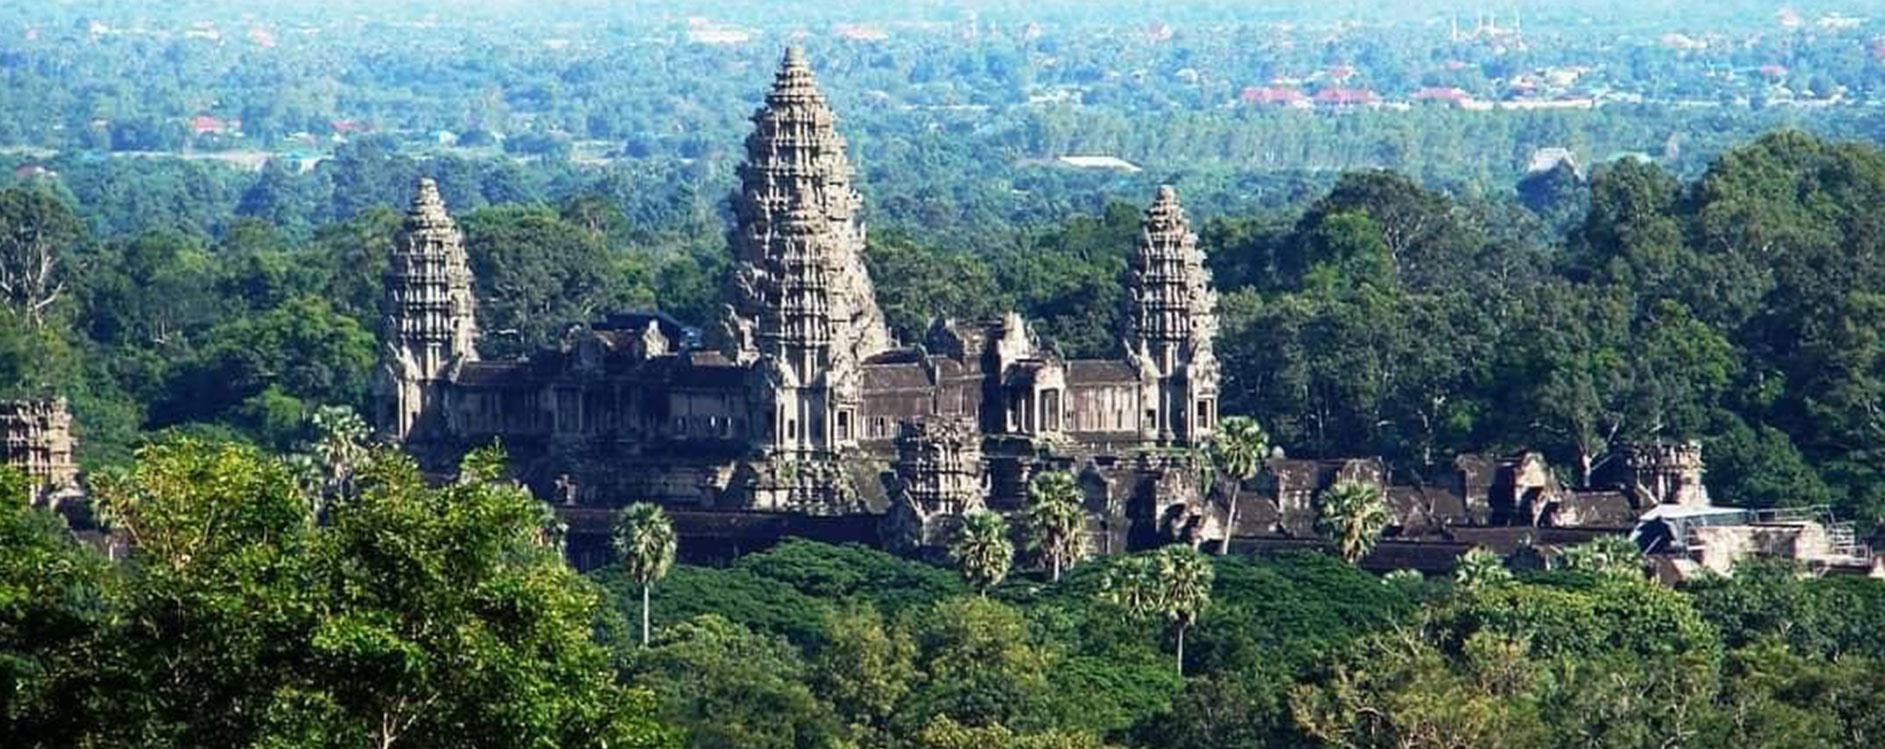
[1241,86,1307,108]
[1413,86,1476,108]
[1056,155,1143,172]
[1526,147,1584,177]
[190,115,229,135]
[835,24,887,42]
[1314,88,1379,109]
[380,50,1219,565]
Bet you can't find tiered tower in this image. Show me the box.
[0,397,77,501]
[377,178,479,442]
[884,417,987,551]
[1124,186,1220,444]
[1623,441,1709,507]
[722,47,892,453]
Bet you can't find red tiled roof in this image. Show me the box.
[1240,86,1305,105]
[1314,88,1379,106]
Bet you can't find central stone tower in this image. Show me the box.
[377,178,479,443]
[1124,186,1220,444]
[721,46,892,454]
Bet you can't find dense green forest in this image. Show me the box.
[7,440,1885,748]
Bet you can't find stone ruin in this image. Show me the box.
[1,396,77,504]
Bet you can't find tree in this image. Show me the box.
[460,206,622,358]
[0,188,81,329]
[1207,416,1270,555]
[1102,547,1215,676]
[624,614,843,749]
[897,597,1056,736]
[1023,471,1087,582]
[1156,546,1214,677]
[315,445,674,749]
[0,466,112,747]
[80,439,675,748]
[1316,480,1392,566]
[950,510,1013,595]
[306,406,369,505]
[615,502,678,647]
[813,603,916,742]
[1559,536,1645,580]
[1453,547,1512,592]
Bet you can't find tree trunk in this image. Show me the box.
[1176,624,1187,677]
[1217,485,1239,555]
[641,583,651,647]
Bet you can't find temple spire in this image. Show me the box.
[1126,185,1221,443]
[377,178,479,441]
[721,47,892,453]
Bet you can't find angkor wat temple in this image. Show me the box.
[368,48,1877,577]
[375,48,1230,566]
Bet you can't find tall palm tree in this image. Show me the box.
[1207,416,1269,555]
[1316,480,1392,566]
[613,502,676,646]
[311,406,371,503]
[950,510,1013,596]
[1155,545,1213,676]
[1024,471,1088,582]
[1100,545,1215,677]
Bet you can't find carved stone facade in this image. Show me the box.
[376,178,478,443]
[1622,441,1709,507]
[884,418,986,552]
[1124,185,1219,445]
[1,397,77,501]
[374,49,1226,560]
[721,46,891,458]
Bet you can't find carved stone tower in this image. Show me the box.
[377,178,478,442]
[0,397,77,502]
[1622,441,1709,507]
[722,46,892,453]
[1124,186,1220,444]
[885,417,987,552]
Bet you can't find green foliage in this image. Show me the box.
[3,438,674,748]
[614,503,677,588]
[1204,415,1268,553]
[1557,536,1646,581]
[1453,546,1514,592]
[1315,480,1392,565]
[623,614,843,749]
[951,511,1014,595]
[1023,471,1088,582]
[897,596,1058,735]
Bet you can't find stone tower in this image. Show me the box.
[377,178,479,442]
[0,397,77,501]
[884,417,987,552]
[722,46,892,453]
[1124,186,1220,444]
[1622,441,1709,507]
